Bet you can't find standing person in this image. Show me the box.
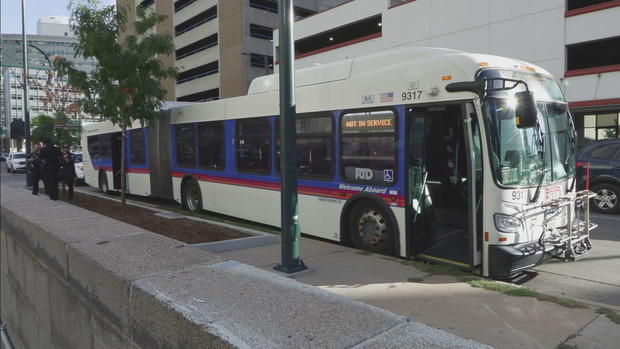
[39,137,63,200]
[60,144,76,199]
[26,143,44,195]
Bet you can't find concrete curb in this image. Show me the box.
[1,183,493,348]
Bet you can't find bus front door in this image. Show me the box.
[408,103,482,270]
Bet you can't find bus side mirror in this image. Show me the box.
[515,91,537,129]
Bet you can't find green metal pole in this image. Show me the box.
[22,0,33,188]
[274,0,306,273]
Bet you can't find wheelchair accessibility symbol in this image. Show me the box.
[383,169,394,182]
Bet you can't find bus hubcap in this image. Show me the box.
[594,189,617,209]
[186,187,199,211]
[357,209,386,246]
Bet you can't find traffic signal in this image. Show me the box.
[10,119,25,139]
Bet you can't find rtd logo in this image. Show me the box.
[355,168,373,180]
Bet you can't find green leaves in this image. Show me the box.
[61,0,177,131]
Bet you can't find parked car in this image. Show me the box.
[0,153,8,161]
[6,152,27,173]
[576,139,620,214]
[74,152,84,184]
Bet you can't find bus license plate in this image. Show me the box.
[544,186,561,201]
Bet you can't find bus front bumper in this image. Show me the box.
[488,242,561,278]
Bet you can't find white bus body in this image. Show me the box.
[82,47,593,277]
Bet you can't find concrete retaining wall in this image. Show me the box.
[0,184,488,349]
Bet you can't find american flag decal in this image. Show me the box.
[380,92,394,103]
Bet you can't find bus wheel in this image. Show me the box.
[182,180,202,213]
[349,201,394,255]
[99,172,109,193]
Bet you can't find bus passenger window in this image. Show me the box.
[341,110,397,185]
[87,135,100,159]
[341,110,396,185]
[130,129,146,165]
[175,123,196,168]
[276,114,333,179]
[198,121,225,170]
[100,134,112,158]
[236,118,271,174]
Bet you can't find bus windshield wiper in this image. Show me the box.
[531,121,545,203]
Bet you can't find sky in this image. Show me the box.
[1,0,115,35]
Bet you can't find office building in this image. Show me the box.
[118,0,347,101]
[274,0,620,146]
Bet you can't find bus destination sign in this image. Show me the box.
[342,111,395,133]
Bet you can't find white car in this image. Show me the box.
[73,152,85,184]
[6,152,27,173]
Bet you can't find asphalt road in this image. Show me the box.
[2,162,618,308]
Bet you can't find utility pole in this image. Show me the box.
[21,0,33,188]
[274,0,306,273]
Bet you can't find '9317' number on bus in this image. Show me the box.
[402,91,422,101]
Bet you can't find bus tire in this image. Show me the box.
[99,172,109,193]
[348,200,395,255]
[182,179,202,213]
[591,183,620,214]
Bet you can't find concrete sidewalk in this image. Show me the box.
[217,237,619,349]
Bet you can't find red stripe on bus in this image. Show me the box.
[171,171,405,207]
[127,168,151,174]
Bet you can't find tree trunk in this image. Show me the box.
[121,126,127,205]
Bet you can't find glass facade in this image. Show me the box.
[575,111,620,148]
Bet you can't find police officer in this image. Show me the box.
[39,137,62,200]
[26,143,44,195]
[60,144,76,199]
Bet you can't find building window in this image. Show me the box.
[130,129,146,165]
[174,0,197,12]
[290,15,382,57]
[249,0,316,19]
[198,121,225,170]
[567,0,616,11]
[576,111,620,147]
[175,6,217,36]
[341,110,397,185]
[175,123,196,168]
[176,34,218,60]
[276,114,334,179]
[139,0,155,8]
[250,24,273,41]
[177,88,219,102]
[236,118,271,174]
[176,61,219,84]
[566,36,620,71]
[249,53,273,69]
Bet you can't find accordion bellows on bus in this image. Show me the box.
[82,47,595,278]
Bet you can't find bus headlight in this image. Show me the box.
[494,213,522,233]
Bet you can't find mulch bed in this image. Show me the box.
[55,190,251,244]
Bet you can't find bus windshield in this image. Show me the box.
[481,70,576,187]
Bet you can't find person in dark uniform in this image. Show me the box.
[39,137,62,200]
[60,144,76,199]
[26,143,45,195]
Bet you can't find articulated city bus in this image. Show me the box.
[82,47,594,278]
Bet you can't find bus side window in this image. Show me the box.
[341,110,397,185]
[175,123,197,168]
[87,135,99,159]
[130,129,146,166]
[276,113,334,179]
[236,117,271,174]
[198,121,225,170]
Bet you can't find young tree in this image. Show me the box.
[31,114,56,145]
[57,1,176,204]
[28,70,81,146]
